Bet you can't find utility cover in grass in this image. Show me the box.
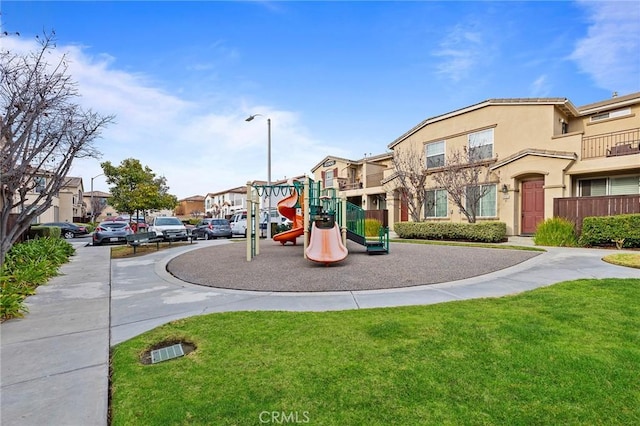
[150,343,184,364]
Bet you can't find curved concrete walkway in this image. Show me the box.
[110,239,639,344]
[1,239,639,426]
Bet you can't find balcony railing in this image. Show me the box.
[582,128,640,159]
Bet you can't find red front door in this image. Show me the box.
[400,191,409,221]
[521,179,544,234]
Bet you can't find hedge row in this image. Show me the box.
[394,221,507,243]
[28,226,62,239]
[579,214,640,248]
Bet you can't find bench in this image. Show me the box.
[606,142,639,157]
[126,232,163,253]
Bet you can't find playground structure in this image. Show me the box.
[245,177,389,264]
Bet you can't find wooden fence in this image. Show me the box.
[364,209,388,228]
[553,195,640,234]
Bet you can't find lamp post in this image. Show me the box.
[245,114,272,239]
[90,173,104,223]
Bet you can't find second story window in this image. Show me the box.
[425,141,445,169]
[34,177,46,193]
[468,128,494,162]
[325,169,334,188]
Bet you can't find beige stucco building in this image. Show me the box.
[314,92,640,235]
[311,154,392,225]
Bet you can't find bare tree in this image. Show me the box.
[430,147,495,223]
[389,145,428,222]
[89,195,107,222]
[0,32,114,264]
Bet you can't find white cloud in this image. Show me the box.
[432,24,485,82]
[4,36,345,199]
[570,1,640,94]
[529,75,551,97]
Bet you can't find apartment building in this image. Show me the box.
[83,191,118,222]
[380,92,640,235]
[311,154,392,213]
[205,186,248,219]
[175,195,206,218]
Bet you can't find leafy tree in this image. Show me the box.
[101,158,177,218]
[0,32,114,265]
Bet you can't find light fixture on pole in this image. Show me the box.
[245,114,272,239]
[90,173,104,223]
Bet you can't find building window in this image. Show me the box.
[425,141,445,169]
[325,169,334,188]
[580,176,640,196]
[425,189,447,218]
[466,184,497,217]
[35,177,46,193]
[468,128,494,161]
[590,107,631,122]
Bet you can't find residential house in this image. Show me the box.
[83,191,118,222]
[382,92,640,235]
[58,177,86,222]
[205,186,248,218]
[311,155,391,225]
[25,175,85,224]
[174,195,205,218]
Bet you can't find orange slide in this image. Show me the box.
[305,222,348,265]
[273,189,304,245]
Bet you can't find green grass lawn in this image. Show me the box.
[110,278,640,425]
[603,253,640,269]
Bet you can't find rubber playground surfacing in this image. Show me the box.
[166,239,542,292]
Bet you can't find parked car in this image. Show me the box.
[39,222,89,239]
[113,215,148,231]
[148,216,188,241]
[192,218,232,240]
[230,211,248,237]
[93,221,133,246]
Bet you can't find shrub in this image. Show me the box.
[364,218,382,237]
[533,218,578,247]
[579,214,640,248]
[28,225,61,239]
[394,221,506,243]
[0,237,75,321]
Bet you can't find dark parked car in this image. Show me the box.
[40,222,89,239]
[192,218,232,240]
[93,221,133,246]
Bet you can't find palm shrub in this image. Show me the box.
[1,237,75,321]
[364,218,382,237]
[533,217,578,247]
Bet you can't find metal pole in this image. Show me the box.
[90,178,94,223]
[89,173,104,223]
[267,118,272,239]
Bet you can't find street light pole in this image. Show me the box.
[245,114,272,239]
[90,173,104,223]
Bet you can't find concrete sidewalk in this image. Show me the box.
[1,239,639,426]
[1,242,111,426]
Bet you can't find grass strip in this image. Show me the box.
[602,253,640,269]
[111,278,639,425]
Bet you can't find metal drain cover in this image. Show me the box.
[151,343,185,364]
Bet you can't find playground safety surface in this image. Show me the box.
[167,239,542,292]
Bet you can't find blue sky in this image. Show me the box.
[3,1,639,199]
